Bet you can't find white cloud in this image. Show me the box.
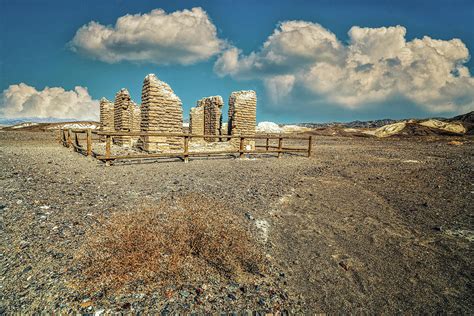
[264,75,295,103]
[69,7,224,65]
[0,83,99,120]
[215,22,474,113]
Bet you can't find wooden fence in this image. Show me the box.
[60,128,312,164]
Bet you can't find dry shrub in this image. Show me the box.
[74,193,265,294]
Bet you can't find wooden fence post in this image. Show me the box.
[307,136,312,158]
[278,137,283,158]
[183,135,189,163]
[86,129,92,156]
[61,129,66,146]
[266,137,269,151]
[239,137,244,158]
[74,132,79,152]
[67,129,72,148]
[105,135,111,159]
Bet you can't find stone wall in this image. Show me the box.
[227,90,257,149]
[189,105,204,136]
[203,96,223,142]
[189,96,223,142]
[140,74,183,152]
[131,102,141,132]
[113,88,134,147]
[99,97,114,132]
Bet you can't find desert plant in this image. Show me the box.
[73,193,265,294]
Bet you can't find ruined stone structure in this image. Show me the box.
[99,97,114,132]
[189,105,204,136]
[221,122,228,137]
[227,90,257,149]
[131,102,141,131]
[130,102,141,144]
[203,96,223,141]
[113,88,136,147]
[189,96,223,141]
[140,74,183,152]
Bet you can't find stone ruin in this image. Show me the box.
[227,90,257,149]
[99,97,114,132]
[139,74,183,152]
[189,105,204,136]
[98,74,257,154]
[113,88,140,147]
[189,96,223,142]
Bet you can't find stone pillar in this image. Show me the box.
[114,88,134,147]
[140,74,183,152]
[227,90,257,149]
[131,102,141,144]
[189,104,204,135]
[99,97,114,132]
[203,96,223,142]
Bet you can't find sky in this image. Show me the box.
[0,0,473,123]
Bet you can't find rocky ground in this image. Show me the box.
[0,131,473,313]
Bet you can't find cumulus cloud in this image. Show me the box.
[0,83,99,120]
[69,7,224,65]
[215,22,474,113]
[264,75,295,103]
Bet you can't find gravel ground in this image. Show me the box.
[0,130,473,313]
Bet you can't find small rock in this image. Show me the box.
[80,300,92,308]
[339,261,350,271]
[195,287,204,295]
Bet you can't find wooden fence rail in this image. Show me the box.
[60,128,312,165]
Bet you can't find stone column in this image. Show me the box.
[99,97,114,131]
[113,88,134,147]
[140,74,183,152]
[203,96,223,142]
[227,90,257,149]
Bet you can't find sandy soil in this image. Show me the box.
[0,131,473,313]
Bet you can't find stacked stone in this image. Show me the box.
[99,97,114,132]
[227,90,257,149]
[221,122,228,137]
[189,104,204,135]
[203,96,223,142]
[114,88,134,147]
[140,74,183,152]
[130,102,141,144]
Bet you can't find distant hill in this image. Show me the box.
[298,119,402,129]
[0,117,76,126]
[298,111,474,130]
[1,121,99,132]
[450,111,474,124]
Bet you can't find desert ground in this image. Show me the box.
[0,130,473,313]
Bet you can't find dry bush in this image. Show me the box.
[74,194,265,294]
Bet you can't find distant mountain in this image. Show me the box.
[298,119,402,129]
[0,117,75,126]
[450,111,474,124]
[297,111,474,129]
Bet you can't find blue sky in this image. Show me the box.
[1,0,473,123]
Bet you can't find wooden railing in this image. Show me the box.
[60,128,312,164]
